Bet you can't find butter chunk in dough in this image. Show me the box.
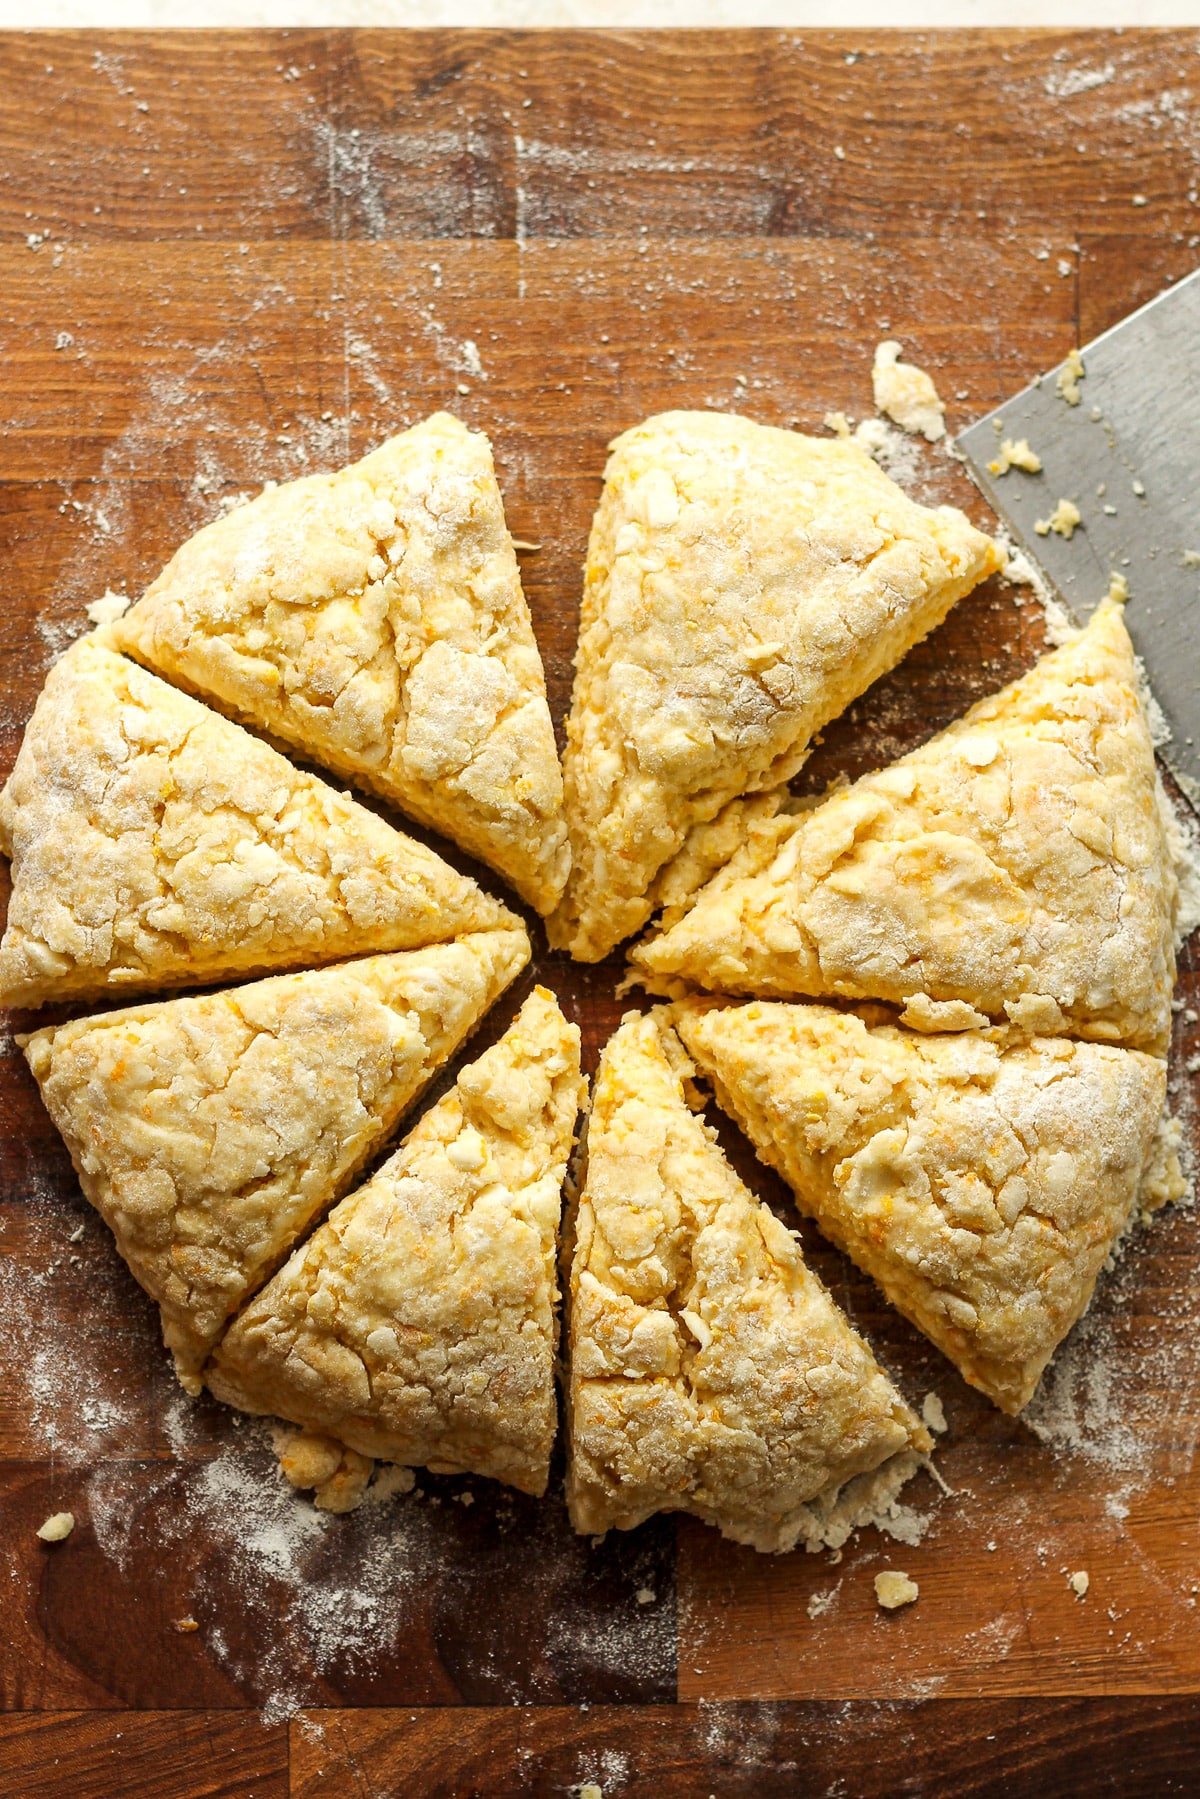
[548,411,1002,962]
[634,601,1177,1054]
[566,1010,929,1553]
[22,929,529,1387]
[113,415,568,913]
[675,999,1169,1414]
[0,635,515,1009]
[207,988,584,1497]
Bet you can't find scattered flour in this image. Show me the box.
[852,415,926,490]
[1045,64,1115,99]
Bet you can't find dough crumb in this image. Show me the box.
[1034,498,1082,540]
[823,410,852,438]
[900,993,990,1033]
[875,1569,920,1610]
[872,340,946,441]
[174,1617,200,1633]
[272,1425,374,1513]
[636,1586,656,1605]
[85,590,132,627]
[576,1786,604,1799]
[921,1393,948,1435]
[1181,549,1200,569]
[36,1511,75,1543]
[1056,348,1086,406]
[1069,1569,1090,1599]
[988,437,1042,476]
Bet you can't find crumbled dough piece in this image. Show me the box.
[633,602,1177,1055]
[208,990,584,1497]
[1069,1569,1090,1598]
[113,415,568,914]
[675,999,1169,1414]
[577,1786,604,1799]
[823,411,852,438]
[273,1426,375,1512]
[565,1010,929,1553]
[636,1586,656,1605]
[921,1393,948,1435]
[900,995,991,1033]
[872,341,946,442]
[36,1512,75,1542]
[549,411,1002,961]
[174,1617,200,1632]
[1137,1109,1186,1214]
[86,589,132,627]
[875,1570,919,1609]
[23,931,528,1387]
[1035,499,1082,539]
[0,635,515,1009]
[1056,348,1086,406]
[988,438,1042,476]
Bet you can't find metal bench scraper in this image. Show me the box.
[957,267,1200,810]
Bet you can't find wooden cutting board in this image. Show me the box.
[1,29,1198,1798]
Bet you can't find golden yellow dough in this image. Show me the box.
[675,999,1170,1414]
[113,415,568,913]
[22,930,529,1388]
[566,1011,929,1553]
[634,601,1177,1054]
[207,988,584,1497]
[548,411,1002,962]
[0,635,515,1008]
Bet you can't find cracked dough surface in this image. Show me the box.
[566,1010,928,1553]
[207,987,584,1496]
[634,602,1177,1054]
[23,930,529,1386]
[548,410,1002,962]
[0,635,514,1008]
[675,998,1168,1413]
[113,414,568,914]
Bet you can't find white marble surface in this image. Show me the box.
[10,4,1200,27]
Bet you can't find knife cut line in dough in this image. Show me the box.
[206,987,584,1498]
[0,634,516,1009]
[113,414,569,914]
[565,1008,930,1553]
[674,997,1175,1414]
[22,929,530,1388]
[632,599,1178,1055]
[548,410,1003,963]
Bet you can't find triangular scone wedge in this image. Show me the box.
[548,411,1003,961]
[0,634,516,1008]
[21,929,529,1389]
[566,1011,930,1553]
[674,999,1169,1413]
[207,988,584,1496]
[633,599,1177,1053]
[112,415,568,913]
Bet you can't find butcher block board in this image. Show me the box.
[1,28,1199,1799]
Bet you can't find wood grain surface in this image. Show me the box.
[2,27,1199,1797]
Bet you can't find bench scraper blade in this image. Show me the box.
[957,266,1200,810]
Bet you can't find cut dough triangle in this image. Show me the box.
[547,411,1002,961]
[0,634,516,1008]
[633,600,1178,1054]
[113,414,569,913]
[207,987,584,1496]
[566,1010,930,1553]
[674,998,1170,1413]
[22,929,529,1388]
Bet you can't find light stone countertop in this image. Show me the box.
[9,4,1200,29]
